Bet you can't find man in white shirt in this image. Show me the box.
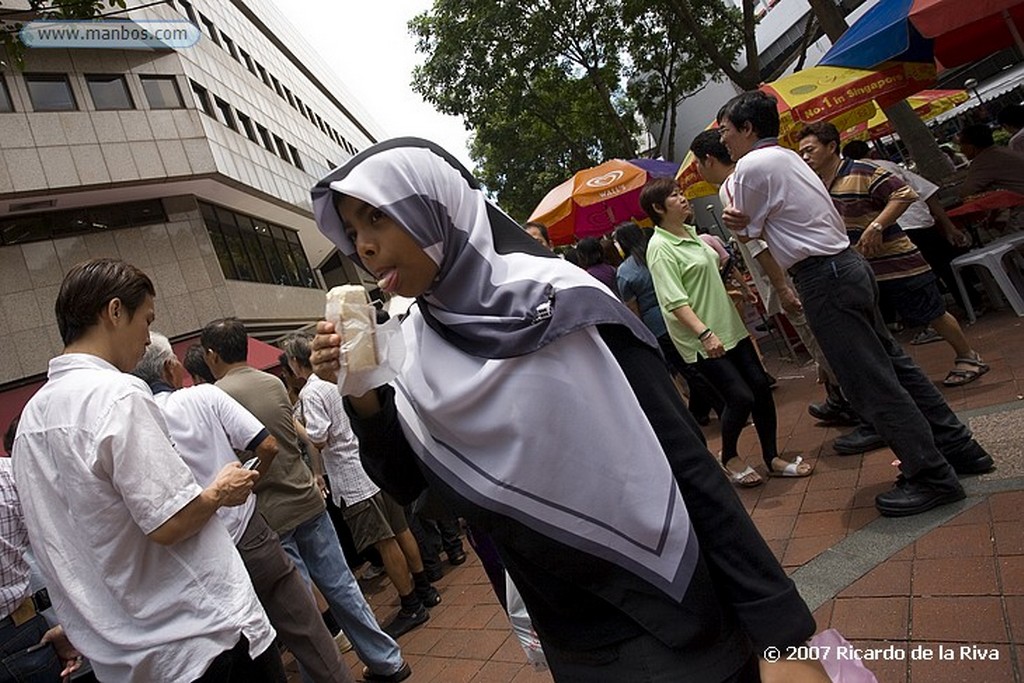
[717,92,992,518]
[133,332,352,683]
[282,334,440,640]
[12,258,280,683]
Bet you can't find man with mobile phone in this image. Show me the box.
[12,259,281,682]
[133,333,351,683]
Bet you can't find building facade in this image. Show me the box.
[0,0,383,394]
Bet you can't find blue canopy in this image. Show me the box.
[629,158,680,178]
[820,0,934,69]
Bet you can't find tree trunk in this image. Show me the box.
[805,0,847,42]
[881,101,955,183]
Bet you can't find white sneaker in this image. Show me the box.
[334,631,353,654]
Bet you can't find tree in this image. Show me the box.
[1,0,126,67]
[410,0,640,217]
[662,0,762,91]
[622,0,737,160]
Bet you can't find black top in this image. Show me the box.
[346,325,814,680]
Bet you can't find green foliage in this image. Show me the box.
[1,0,127,68]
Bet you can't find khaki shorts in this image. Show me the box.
[343,491,408,552]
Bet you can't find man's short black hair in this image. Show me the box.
[798,121,841,151]
[997,104,1024,129]
[842,140,870,160]
[55,258,155,346]
[200,318,248,364]
[183,342,216,383]
[959,124,995,149]
[690,129,732,165]
[717,91,781,139]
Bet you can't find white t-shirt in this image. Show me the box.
[872,160,938,230]
[728,144,850,270]
[298,373,379,508]
[13,354,274,683]
[152,384,266,544]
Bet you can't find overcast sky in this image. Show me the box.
[270,0,475,170]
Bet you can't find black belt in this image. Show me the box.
[0,588,50,628]
[788,247,851,277]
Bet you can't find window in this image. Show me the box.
[140,75,183,109]
[240,49,255,75]
[256,63,271,88]
[221,33,239,61]
[0,199,166,246]
[283,87,294,108]
[198,201,318,288]
[0,76,12,112]
[178,0,197,24]
[255,123,274,154]
[85,74,133,110]
[25,74,76,111]
[190,80,214,117]
[199,14,220,45]
[214,96,237,131]
[272,134,288,162]
[287,144,303,170]
[237,112,257,143]
[270,75,283,99]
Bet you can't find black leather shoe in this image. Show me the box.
[875,478,966,517]
[416,585,442,608]
[833,425,886,455]
[944,440,996,475]
[383,606,429,639]
[447,549,467,566]
[363,661,412,682]
[808,399,860,426]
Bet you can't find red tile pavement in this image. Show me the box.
[284,310,1024,682]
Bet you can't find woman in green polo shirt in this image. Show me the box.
[641,177,812,487]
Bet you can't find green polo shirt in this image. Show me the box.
[647,224,749,363]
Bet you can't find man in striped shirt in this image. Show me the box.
[797,122,987,388]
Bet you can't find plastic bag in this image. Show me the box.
[333,314,406,397]
[505,572,548,671]
[810,629,879,683]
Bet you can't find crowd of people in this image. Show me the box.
[0,89,1014,683]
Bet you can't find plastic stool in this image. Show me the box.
[950,232,1024,323]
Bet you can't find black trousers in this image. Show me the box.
[694,337,778,468]
[192,636,286,683]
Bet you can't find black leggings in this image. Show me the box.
[694,337,778,468]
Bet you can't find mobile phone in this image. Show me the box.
[242,456,260,470]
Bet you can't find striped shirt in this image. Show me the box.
[829,159,930,282]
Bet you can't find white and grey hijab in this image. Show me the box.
[312,139,698,600]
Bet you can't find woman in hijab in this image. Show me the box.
[308,139,826,683]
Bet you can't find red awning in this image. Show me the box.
[1,337,283,453]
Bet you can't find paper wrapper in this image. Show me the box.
[325,287,405,397]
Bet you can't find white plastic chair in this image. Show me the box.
[950,232,1024,323]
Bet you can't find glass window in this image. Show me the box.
[140,75,183,109]
[256,123,274,154]
[240,49,255,75]
[287,144,303,171]
[270,75,283,99]
[237,112,257,143]
[25,73,76,111]
[190,80,214,117]
[284,87,294,108]
[272,134,288,162]
[199,14,220,45]
[256,63,270,88]
[178,0,197,24]
[0,76,13,112]
[85,74,133,110]
[0,215,50,245]
[215,208,256,282]
[0,200,166,246]
[221,33,238,61]
[214,96,237,131]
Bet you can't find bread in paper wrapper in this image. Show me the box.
[325,285,378,371]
